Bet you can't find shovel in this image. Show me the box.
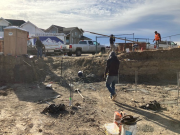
[75,89,84,100]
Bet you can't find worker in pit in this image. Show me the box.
[35,37,43,59]
[132,43,139,52]
[108,34,116,54]
[153,31,161,49]
[104,52,120,101]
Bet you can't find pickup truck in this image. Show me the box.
[66,40,106,56]
[146,41,178,50]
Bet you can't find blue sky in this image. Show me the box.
[1,0,180,45]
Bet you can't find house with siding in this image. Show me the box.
[0,17,26,37]
[20,21,45,37]
[45,25,91,44]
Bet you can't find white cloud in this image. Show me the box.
[0,0,180,42]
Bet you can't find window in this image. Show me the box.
[171,42,175,45]
[93,41,99,45]
[66,39,69,44]
[72,33,73,37]
[72,38,73,43]
[88,41,93,45]
[0,26,6,32]
[75,32,77,36]
[79,41,87,44]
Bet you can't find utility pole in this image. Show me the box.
[124,37,126,52]
[169,36,172,48]
[133,33,134,42]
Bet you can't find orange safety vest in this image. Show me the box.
[155,33,160,41]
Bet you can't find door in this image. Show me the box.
[78,41,89,52]
[88,41,95,52]
[93,41,101,52]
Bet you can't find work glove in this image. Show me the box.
[104,74,107,79]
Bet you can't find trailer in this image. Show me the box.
[27,33,69,55]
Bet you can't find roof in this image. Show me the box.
[80,36,92,40]
[0,17,10,24]
[20,21,45,33]
[5,19,26,26]
[52,25,64,29]
[40,28,45,32]
[46,25,64,32]
[63,27,77,31]
[45,25,83,35]
[4,26,28,32]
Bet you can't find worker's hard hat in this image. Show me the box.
[78,71,83,77]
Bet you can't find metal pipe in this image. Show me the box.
[69,78,73,106]
[177,72,179,106]
[169,36,172,48]
[135,70,138,91]
[96,36,97,54]
[61,57,63,76]
[125,37,126,52]
[133,33,134,42]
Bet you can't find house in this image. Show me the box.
[20,21,45,37]
[45,25,91,44]
[0,17,26,37]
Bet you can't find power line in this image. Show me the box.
[162,34,180,38]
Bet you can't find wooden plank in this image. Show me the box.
[160,100,177,104]
[126,89,136,91]
[140,89,149,94]
[164,88,177,91]
[116,84,126,86]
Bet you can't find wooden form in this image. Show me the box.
[116,42,147,52]
[4,28,28,56]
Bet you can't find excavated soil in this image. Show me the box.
[0,49,180,135]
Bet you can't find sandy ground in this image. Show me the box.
[0,80,180,135]
[0,52,180,135]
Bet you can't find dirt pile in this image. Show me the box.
[1,48,180,85]
[0,56,47,84]
[117,48,180,84]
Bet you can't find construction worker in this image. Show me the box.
[35,37,43,59]
[108,34,116,54]
[132,43,139,52]
[153,31,161,49]
[104,52,120,101]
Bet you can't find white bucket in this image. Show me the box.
[126,48,130,53]
[104,123,119,135]
[121,124,137,135]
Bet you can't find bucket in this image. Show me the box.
[113,111,126,133]
[126,48,130,53]
[104,123,119,135]
[121,123,137,135]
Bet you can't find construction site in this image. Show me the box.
[0,27,180,135]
